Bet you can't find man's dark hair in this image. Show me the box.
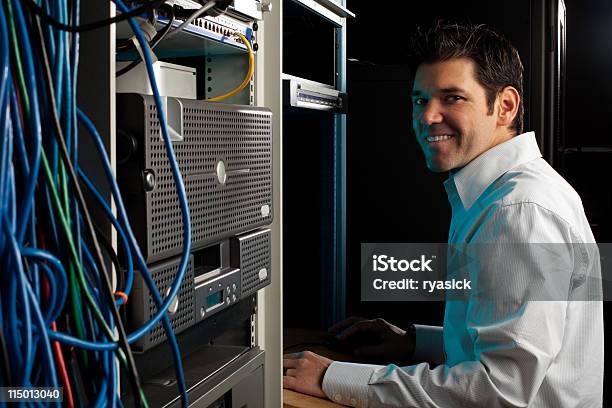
[411,20,524,134]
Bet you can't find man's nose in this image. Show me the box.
[419,102,443,125]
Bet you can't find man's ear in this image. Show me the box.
[496,86,520,128]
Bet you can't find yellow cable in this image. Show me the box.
[206,32,254,102]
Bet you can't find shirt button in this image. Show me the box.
[350,398,357,405]
[334,394,342,402]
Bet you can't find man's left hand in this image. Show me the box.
[283,351,333,398]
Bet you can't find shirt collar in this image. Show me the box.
[443,131,542,210]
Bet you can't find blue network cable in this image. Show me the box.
[76,110,191,340]
[43,9,193,401]
[0,0,202,405]
[79,239,104,303]
[2,213,40,388]
[107,0,192,340]
[78,76,191,407]
[78,1,192,404]
[20,248,68,325]
[1,0,91,401]
[10,0,42,246]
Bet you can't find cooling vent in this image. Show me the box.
[231,229,272,298]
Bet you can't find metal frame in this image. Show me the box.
[78,1,116,280]
[258,3,283,406]
[282,0,350,328]
[288,0,349,26]
[317,0,349,328]
[332,0,347,324]
[531,0,566,168]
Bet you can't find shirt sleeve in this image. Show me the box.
[321,325,444,407]
[322,203,582,407]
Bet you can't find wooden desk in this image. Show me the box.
[283,328,359,407]
[283,389,345,408]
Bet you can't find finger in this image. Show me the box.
[283,358,300,369]
[338,319,377,339]
[328,316,366,334]
[283,351,304,359]
[285,368,298,377]
[283,375,297,390]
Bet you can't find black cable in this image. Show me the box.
[91,221,124,292]
[78,218,125,308]
[116,5,175,77]
[31,17,146,408]
[0,325,13,386]
[117,4,171,50]
[25,0,166,33]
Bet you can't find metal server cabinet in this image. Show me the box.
[77,1,280,406]
[282,0,354,330]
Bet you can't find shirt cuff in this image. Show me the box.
[412,324,444,365]
[322,362,379,407]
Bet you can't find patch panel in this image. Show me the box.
[157,10,254,50]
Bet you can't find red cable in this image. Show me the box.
[39,226,74,407]
[52,322,74,408]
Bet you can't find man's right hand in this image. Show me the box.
[328,317,416,365]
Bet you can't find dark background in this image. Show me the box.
[344,0,611,404]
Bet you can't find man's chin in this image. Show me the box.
[426,161,452,173]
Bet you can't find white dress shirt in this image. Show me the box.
[322,132,604,407]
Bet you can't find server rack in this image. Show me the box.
[282,0,353,329]
[75,1,280,406]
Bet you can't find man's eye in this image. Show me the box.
[445,95,464,103]
[413,98,427,106]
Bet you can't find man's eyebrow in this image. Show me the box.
[411,87,468,97]
[439,87,468,94]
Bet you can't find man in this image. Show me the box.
[283,21,604,407]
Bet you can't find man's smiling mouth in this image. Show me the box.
[426,134,455,143]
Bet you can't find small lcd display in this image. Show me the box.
[205,290,224,309]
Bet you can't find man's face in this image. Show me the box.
[411,57,499,173]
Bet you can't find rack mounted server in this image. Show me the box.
[117,94,273,263]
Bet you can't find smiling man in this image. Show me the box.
[283,21,604,407]
[412,56,519,172]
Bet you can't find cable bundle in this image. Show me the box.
[0,1,193,406]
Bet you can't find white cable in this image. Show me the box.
[165,0,216,39]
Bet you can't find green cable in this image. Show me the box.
[10,2,148,404]
[68,262,90,368]
[61,161,71,221]
[5,0,30,114]
[8,0,70,231]
[140,390,150,408]
[42,150,139,402]
[42,150,138,395]
[40,151,127,362]
[9,0,99,339]
[8,0,115,352]
[6,0,92,368]
[7,0,89,364]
